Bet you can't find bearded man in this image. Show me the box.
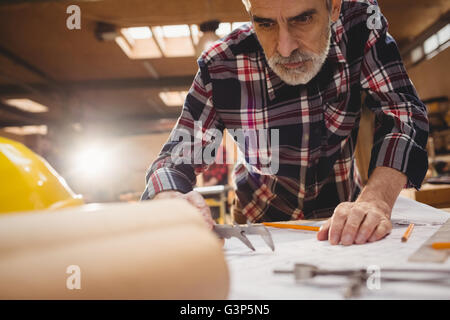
[141,0,428,246]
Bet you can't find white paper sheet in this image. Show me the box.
[223,196,450,299]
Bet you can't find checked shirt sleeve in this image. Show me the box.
[360,7,429,189]
[141,62,225,200]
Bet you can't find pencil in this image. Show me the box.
[401,223,415,242]
[431,242,450,250]
[262,222,320,232]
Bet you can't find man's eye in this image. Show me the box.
[258,22,274,29]
[294,14,313,24]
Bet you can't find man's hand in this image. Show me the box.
[317,166,407,245]
[153,190,215,230]
[317,200,392,245]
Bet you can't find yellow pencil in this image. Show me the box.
[263,222,320,232]
[431,242,450,250]
[401,223,415,242]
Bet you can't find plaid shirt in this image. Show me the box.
[141,0,429,221]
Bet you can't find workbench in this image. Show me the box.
[223,196,450,299]
[400,183,450,209]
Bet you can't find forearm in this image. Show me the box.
[356,166,407,212]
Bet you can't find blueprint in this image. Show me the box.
[223,196,450,299]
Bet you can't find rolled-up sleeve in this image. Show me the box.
[360,7,429,189]
[141,61,225,200]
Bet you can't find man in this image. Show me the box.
[141,0,428,246]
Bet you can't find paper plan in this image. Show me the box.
[223,196,450,299]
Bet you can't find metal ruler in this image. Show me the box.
[408,218,450,263]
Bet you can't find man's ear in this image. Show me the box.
[330,0,342,23]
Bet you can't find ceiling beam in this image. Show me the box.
[0,102,51,120]
[0,102,53,127]
[0,0,103,5]
[66,75,194,91]
[0,45,57,86]
[0,111,177,136]
[0,75,194,95]
[85,117,178,136]
[0,84,54,96]
[0,119,49,127]
[399,10,450,57]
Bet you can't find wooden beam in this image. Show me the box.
[0,45,56,85]
[66,76,194,91]
[0,0,103,5]
[399,10,450,57]
[0,76,194,95]
[67,116,178,136]
[0,102,53,128]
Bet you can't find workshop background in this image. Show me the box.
[0,0,449,212]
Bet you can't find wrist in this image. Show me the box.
[355,195,392,217]
[357,167,406,210]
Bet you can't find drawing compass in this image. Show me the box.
[213,222,275,251]
[274,263,450,298]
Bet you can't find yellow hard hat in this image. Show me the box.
[0,136,83,214]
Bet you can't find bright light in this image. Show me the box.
[190,24,200,45]
[126,27,152,39]
[159,91,189,107]
[424,34,439,55]
[411,46,423,63]
[215,22,249,37]
[3,125,47,135]
[437,24,450,45]
[117,28,163,59]
[118,24,198,58]
[3,98,48,113]
[160,25,191,38]
[152,25,195,57]
[232,22,249,30]
[216,23,231,37]
[71,144,114,178]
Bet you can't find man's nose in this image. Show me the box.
[277,26,298,57]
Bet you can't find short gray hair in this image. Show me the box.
[242,0,332,12]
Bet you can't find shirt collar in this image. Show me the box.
[327,21,347,65]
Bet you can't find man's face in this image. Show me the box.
[248,0,340,85]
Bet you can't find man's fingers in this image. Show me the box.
[328,203,352,245]
[317,219,331,241]
[368,220,392,242]
[183,191,214,229]
[354,212,380,244]
[183,191,205,207]
[340,207,367,245]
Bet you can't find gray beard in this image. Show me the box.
[267,24,332,86]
